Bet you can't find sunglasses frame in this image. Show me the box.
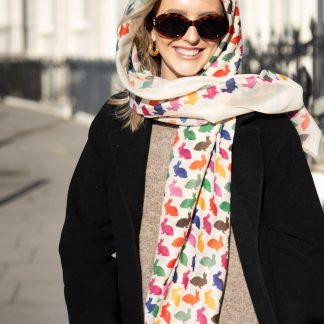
[152,12,229,40]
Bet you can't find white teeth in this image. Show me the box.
[175,48,200,56]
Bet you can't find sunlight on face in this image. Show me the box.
[151,0,225,80]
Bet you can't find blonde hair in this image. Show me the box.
[109,0,162,132]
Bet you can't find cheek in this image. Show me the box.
[205,40,219,53]
[155,37,173,52]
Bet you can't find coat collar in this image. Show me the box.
[231,117,279,324]
[108,117,152,236]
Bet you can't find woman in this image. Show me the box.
[58,0,324,323]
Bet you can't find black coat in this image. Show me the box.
[58,98,324,324]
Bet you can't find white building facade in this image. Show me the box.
[0,0,128,60]
[0,0,319,60]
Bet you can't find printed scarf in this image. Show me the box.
[116,0,322,323]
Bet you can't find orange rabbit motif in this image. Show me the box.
[182,291,200,306]
[190,155,207,170]
[164,199,178,216]
[207,235,224,251]
[118,22,129,37]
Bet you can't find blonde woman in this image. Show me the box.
[59,0,324,323]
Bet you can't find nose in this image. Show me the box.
[181,26,200,45]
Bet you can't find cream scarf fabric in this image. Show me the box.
[116,0,322,323]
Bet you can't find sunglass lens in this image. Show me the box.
[156,15,189,38]
[197,17,228,39]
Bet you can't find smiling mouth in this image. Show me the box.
[174,47,204,58]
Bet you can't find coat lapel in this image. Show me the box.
[109,119,153,235]
[231,113,278,324]
[108,118,152,324]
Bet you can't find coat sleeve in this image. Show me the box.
[58,104,121,324]
[260,113,324,324]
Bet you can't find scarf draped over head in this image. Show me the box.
[116,0,322,322]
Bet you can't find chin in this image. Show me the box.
[161,55,209,79]
[177,71,201,77]
[173,64,204,78]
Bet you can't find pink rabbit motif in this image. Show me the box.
[221,251,229,269]
[161,218,174,235]
[163,281,172,298]
[169,180,183,197]
[178,142,192,159]
[203,214,212,235]
[158,239,170,256]
[149,278,162,295]
[188,232,196,247]
[170,98,181,111]
[141,105,152,116]
[202,86,219,99]
[242,76,257,89]
[208,159,215,172]
[196,306,207,324]
[214,179,223,197]
[219,147,229,159]
[182,270,191,290]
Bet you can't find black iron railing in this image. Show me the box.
[241,19,323,117]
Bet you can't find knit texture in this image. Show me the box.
[139,121,258,323]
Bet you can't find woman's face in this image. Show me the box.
[151,0,225,80]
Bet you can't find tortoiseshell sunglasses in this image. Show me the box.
[152,12,229,40]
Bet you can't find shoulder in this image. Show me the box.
[237,110,293,129]
[89,91,128,138]
[236,111,304,168]
[237,110,299,140]
[85,92,130,159]
[253,111,300,145]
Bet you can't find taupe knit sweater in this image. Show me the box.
[139,121,258,323]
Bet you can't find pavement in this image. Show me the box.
[0,102,323,324]
[0,103,88,324]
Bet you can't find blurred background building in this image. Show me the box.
[0,0,323,122]
[0,0,128,59]
[0,2,323,324]
[0,0,128,118]
[240,0,324,120]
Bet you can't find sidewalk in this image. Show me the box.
[0,103,88,324]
